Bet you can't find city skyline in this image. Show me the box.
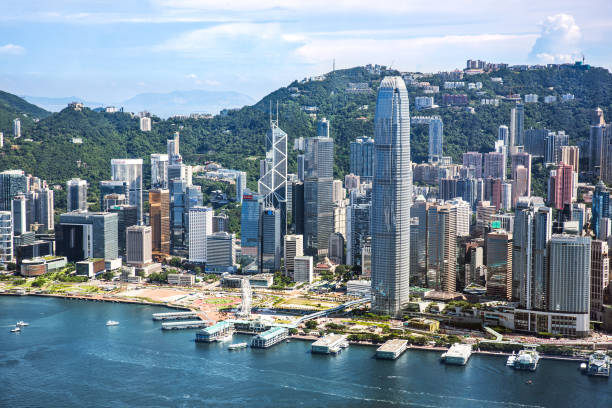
[1,1,611,104]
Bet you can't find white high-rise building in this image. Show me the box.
[236,171,247,203]
[188,206,213,263]
[284,234,303,279]
[151,153,169,189]
[0,211,13,262]
[139,116,152,132]
[371,76,412,316]
[126,225,152,267]
[111,159,143,224]
[549,235,591,314]
[13,118,21,138]
[446,197,471,237]
[293,255,313,283]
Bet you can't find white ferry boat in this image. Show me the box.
[10,326,21,332]
[441,343,472,365]
[228,342,248,350]
[513,345,540,371]
[16,321,29,327]
[106,320,120,326]
[506,351,517,367]
[586,351,610,377]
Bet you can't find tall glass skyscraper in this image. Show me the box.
[111,158,143,224]
[370,76,412,316]
[428,116,443,163]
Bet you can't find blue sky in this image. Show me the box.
[1,0,611,103]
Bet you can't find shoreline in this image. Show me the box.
[0,292,603,362]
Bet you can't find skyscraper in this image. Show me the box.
[592,181,610,238]
[560,146,579,173]
[0,211,12,262]
[317,117,330,138]
[548,235,591,315]
[350,137,374,180]
[548,163,574,210]
[511,152,531,197]
[545,131,569,164]
[483,152,505,179]
[427,116,443,163]
[427,204,457,292]
[236,171,247,203]
[498,125,509,146]
[371,76,412,316]
[126,225,152,267]
[462,152,482,178]
[0,170,27,211]
[304,136,334,256]
[11,195,27,235]
[111,159,143,223]
[258,117,287,251]
[149,189,170,255]
[590,240,609,321]
[240,192,262,258]
[284,234,303,279]
[589,107,606,173]
[510,102,524,148]
[56,211,118,262]
[486,230,513,300]
[188,206,213,264]
[13,118,21,138]
[167,132,181,165]
[67,178,88,212]
[150,153,169,189]
[259,207,281,272]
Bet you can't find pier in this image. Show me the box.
[311,334,349,354]
[161,320,209,330]
[195,321,234,342]
[251,327,288,348]
[152,311,198,321]
[376,339,408,360]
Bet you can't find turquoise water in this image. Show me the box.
[1,296,611,407]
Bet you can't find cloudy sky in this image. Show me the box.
[1,0,611,103]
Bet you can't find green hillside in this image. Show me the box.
[1,63,611,211]
[0,90,51,138]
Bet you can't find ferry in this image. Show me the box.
[10,326,21,333]
[506,351,517,367]
[441,343,472,365]
[228,342,248,350]
[586,351,610,377]
[106,320,120,326]
[513,345,540,371]
[16,321,29,327]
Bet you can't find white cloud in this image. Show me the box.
[529,14,581,63]
[0,44,25,55]
[185,73,198,79]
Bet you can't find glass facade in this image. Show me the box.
[371,76,412,316]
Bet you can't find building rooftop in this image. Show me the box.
[255,326,287,341]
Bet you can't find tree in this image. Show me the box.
[305,320,318,329]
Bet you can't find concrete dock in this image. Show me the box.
[152,311,198,321]
[376,339,408,360]
[311,334,349,354]
[161,320,209,330]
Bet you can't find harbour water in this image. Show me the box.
[1,296,611,407]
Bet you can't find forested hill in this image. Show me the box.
[1,63,611,204]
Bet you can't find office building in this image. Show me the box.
[167,132,180,164]
[592,181,610,238]
[66,178,88,212]
[188,206,213,264]
[11,195,27,235]
[350,137,374,180]
[108,204,137,254]
[483,152,505,179]
[548,163,574,210]
[512,166,528,208]
[317,117,330,138]
[346,188,371,268]
[371,76,412,316]
[126,225,152,267]
[99,180,128,210]
[236,171,247,203]
[590,240,609,321]
[284,234,303,279]
[304,135,334,256]
[293,256,313,283]
[149,189,170,255]
[332,180,345,203]
[111,159,143,223]
[151,153,169,189]
[486,231,513,300]
[328,232,345,264]
[498,125,509,146]
[240,192,262,258]
[462,152,482,178]
[410,197,430,285]
[0,170,27,211]
[206,232,235,270]
[548,235,591,315]
[29,187,54,232]
[428,117,443,162]
[510,102,524,147]
[259,207,281,272]
[524,128,549,157]
[600,123,612,184]
[501,182,512,211]
[56,211,118,262]
[560,146,579,173]
[511,152,531,195]
[589,108,606,173]
[297,154,305,181]
[13,118,21,138]
[333,200,347,238]
[344,174,360,191]
[290,181,304,234]
[427,205,457,292]
[212,213,229,233]
[0,211,13,262]
[545,131,569,164]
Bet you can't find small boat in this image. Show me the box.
[513,345,540,371]
[580,362,587,371]
[506,351,517,367]
[587,351,611,377]
[106,320,120,326]
[10,326,21,333]
[16,321,29,327]
[228,342,248,350]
